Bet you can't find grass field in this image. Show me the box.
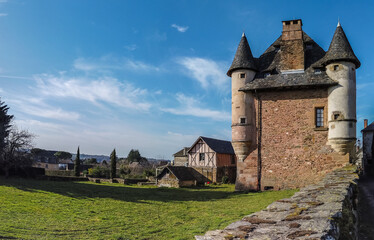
[0,178,297,240]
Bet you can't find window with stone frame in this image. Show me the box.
[315,107,324,128]
[199,153,205,162]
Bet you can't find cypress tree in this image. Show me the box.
[74,147,80,177]
[110,148,117,179]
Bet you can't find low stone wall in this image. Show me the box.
[196,167,358,240]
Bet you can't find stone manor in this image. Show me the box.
[228,19,360,191]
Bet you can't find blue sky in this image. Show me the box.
[0,0,373,159]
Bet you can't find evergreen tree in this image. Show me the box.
[110,148,117,179]
[0,99,13,152]
[74,147,80,177]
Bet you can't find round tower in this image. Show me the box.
[227,33,257,162]
[323,22,360,155]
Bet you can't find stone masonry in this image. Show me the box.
[196,166,359,240]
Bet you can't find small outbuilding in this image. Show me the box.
[156,166,206,188]
[362,119,374,176]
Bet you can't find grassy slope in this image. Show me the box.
[0,178,297,240]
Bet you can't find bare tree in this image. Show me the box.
[0,127,34,177]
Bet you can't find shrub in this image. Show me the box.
[221,176,229,184]
[45,170,75,177]
[89,166,110,178]
[143,169,155,177]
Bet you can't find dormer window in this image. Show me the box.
[274,46,280,52]
[240,73,246,79]
[333,65,339,71]
[264,72,270,78]
[314,69,321,74]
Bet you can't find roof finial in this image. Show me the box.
[337,18,341,27]
[242,32,245,37]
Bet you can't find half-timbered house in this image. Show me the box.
[188,136,236,183]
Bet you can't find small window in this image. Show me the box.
[240,73,245,79]
[315,108,324,128]
[314,69,321,74]
[334,114,340,120]
[274,46,280,52]
[199,153,205,162]
[240,117,246,124]
[231,155,236,165]
[264,72,270,78]
[306,44,312,50]
[334,65,339,71]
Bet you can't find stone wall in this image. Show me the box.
[236,89,350,191]
[196,167,359,240]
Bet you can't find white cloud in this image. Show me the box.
[161,93,230,121]
[124,44,137,51]
[171,24,189,33]
[34,74,151,111]
[178,57,229,91]
[0,13,7,17]
[73,57,161,72]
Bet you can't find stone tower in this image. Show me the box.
[323,22,361,156]
[227,33,257,162]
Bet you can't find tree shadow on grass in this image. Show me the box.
[0,177,242,203]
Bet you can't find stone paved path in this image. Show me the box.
[358,176,374,240]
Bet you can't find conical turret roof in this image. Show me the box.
[227,33,257,76]
[322,24,360,68]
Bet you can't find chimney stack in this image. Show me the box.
[282,19,303,41]
[280,19,305,71]
[364,119,368,128]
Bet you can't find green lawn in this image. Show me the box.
[0,178,297,240]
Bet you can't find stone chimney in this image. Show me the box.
[280,19,305,72]
[364,119,368,128]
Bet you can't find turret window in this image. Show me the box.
[315,108,324,127]
[240,73,246,78]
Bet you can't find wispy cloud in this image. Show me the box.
[6,97,80,121]
[0,13,7,17]
[171,24,189,33]
[34,74,151,111]
[178,57,229,91]
[73,56,161,72]
[161,93,230,121]
[124,44,137,51]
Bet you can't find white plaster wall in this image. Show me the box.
[327,61,356,140]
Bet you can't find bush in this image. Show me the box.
[221,176,229,184]
[143,169,155,177]
[45,170,75,177]
[89,166,110,179]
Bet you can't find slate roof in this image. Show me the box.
[320,25,360,68]
[362,122,374,132]
[157,166,195,181]
[227,33,257,77]
[200,136,235,155]
[229,22,359,91]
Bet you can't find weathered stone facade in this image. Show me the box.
[229,19,360,191]
[237,89,349,190]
